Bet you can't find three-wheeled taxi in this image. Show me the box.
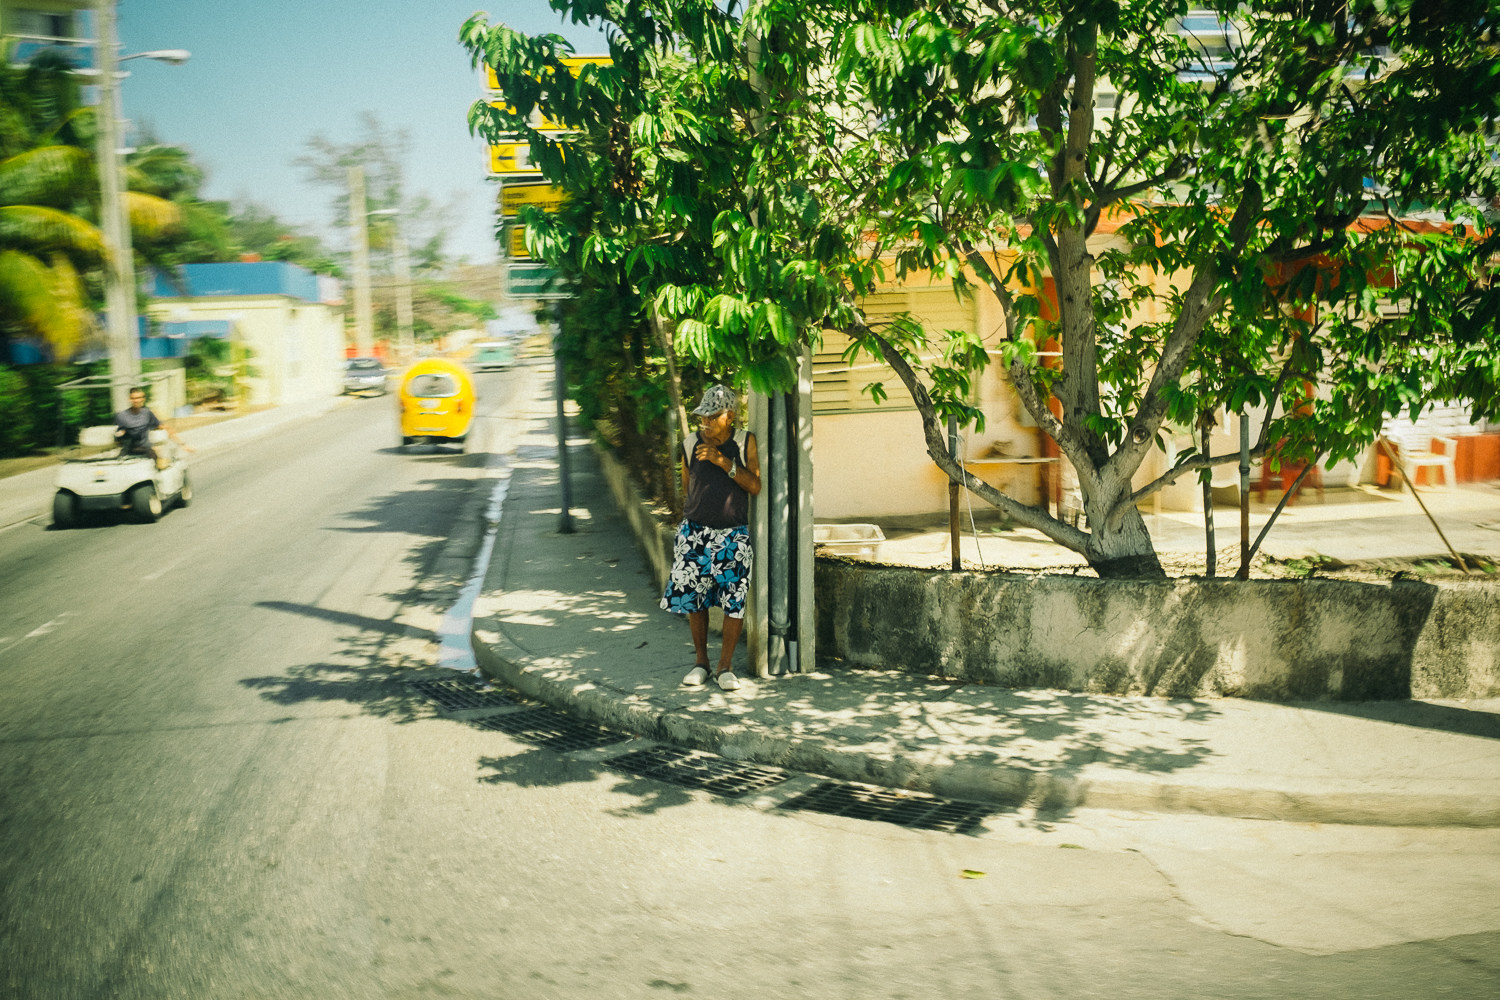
[397,358,475,449]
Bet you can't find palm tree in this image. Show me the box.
[0,49,181,360]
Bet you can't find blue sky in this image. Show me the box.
[116,0,606,264]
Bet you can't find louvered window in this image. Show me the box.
[812,286,978,415]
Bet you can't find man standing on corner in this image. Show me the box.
[661,385,761,691]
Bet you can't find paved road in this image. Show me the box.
[2,370,1498,999]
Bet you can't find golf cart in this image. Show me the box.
[52,374,192,528]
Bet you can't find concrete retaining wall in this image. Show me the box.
[594,443,676,591]
[817,558,1500,701]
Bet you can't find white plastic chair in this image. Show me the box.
[1400,436,1458,488]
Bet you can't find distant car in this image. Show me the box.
[470,341,515,372]
[343,357,389,394]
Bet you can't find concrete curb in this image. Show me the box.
[470,620,1500,828]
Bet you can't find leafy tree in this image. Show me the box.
[126,135,340,276]
[466,1,1500,577]
[295,112,459,274]
[0,52,181,358]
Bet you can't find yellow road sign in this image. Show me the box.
[484,55,611,92]
[487,100,567,132]
[500,183,567,216]
[487,131,569,175]
[507,225,530,259]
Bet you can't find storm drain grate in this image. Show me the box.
[471,707,629,752]
[406,677,518,713]
[779,781,996,834]
[606,747,790,798]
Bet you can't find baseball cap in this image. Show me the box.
[691,384,738,416]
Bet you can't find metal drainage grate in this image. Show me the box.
[779,781,996,835]
[406,677,518,713]
[606,747,790,798]
[471,707,629,752]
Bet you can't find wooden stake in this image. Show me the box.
[1380,439,1470,574]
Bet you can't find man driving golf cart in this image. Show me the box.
[116,388,193,469]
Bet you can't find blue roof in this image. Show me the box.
[159,320,232,338]
[150,262,323,303]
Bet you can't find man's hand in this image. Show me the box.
[694,441,731,472]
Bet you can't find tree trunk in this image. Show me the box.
[1086,499,1165,578]
[862,323,1168,578]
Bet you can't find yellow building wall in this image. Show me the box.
[147,297,345,407]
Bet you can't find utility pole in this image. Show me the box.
[393,232,414,362]
[96,0,138,413]
[347,166,374,356]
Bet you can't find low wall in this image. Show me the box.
[816,559,1500,701]
[593,442,675,591]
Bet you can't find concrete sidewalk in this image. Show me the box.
[0,393,351,530]
[472,423,1500,828]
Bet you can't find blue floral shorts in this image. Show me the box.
[661,520,752,619]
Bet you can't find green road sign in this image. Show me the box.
[505,263,571,299]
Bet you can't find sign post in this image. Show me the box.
[484,58,611,537]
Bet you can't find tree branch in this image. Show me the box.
[1103,180,1262,486]
[854,321,1091,553]
[1129,442,1270,503]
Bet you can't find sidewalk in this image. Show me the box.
[471,424,1500,827]
[860,482,1500,574]
[0,393,350,530]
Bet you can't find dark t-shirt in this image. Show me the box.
[683,431,750,529]
[115,406,161,453]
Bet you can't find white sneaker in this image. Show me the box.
[715,670,741,691]
[682,666,709,686]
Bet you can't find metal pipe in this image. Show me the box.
[1202,420,1216,577]
[553,309,573,534]
[948,414,960,571]
[1237,412,1250,580]
[767,391,789,674]
[783,390,800,669]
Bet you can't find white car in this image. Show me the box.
[53,426,191,527]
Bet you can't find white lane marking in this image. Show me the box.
[25,615,68,639]
[0,613,72,656]
[436,458,511,673]
[141,554,190,581]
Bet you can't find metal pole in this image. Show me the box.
[948,414,960,571]
[96,0,138,413]
[767,392,790,675]
[552,307,574,534]
[1202,419,1216,577]
[347,166,374,356]
[1237,412,1251,580]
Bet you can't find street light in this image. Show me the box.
[94,0,191,412]
[120,49,190,66]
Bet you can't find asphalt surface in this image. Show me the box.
[2,368,1498,999]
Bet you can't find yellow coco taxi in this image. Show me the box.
[398,358,476,448]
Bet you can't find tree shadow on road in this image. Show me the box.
[472,746,698,816]
[236,603,436,725]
